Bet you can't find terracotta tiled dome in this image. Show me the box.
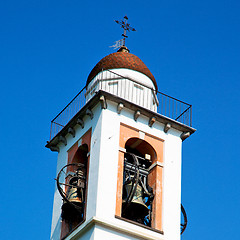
[86,48,157,90]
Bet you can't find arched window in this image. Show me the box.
[121,138,156,227]
[116,123,163,232]
[59,144,89,239]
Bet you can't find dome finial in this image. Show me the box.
[117,45,130,53]
[110,16,136,51]
[115,16,136,45]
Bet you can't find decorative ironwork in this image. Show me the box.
[114,16,136,46]
[110,39,125,50]
[49,87,86,140]
[56,163,86,217]
[56,163,87,222]
[181,204,188,234]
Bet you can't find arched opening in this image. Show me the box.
[72,144,88,164]
[121,138,157,227]
[60,144,89,239]
[125,137,157,164]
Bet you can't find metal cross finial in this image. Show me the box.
[115,15,136,46]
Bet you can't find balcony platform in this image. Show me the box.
[46,90,196,150]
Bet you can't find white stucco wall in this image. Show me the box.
[94,224,157,240]
[162,130,182,240]
[50,104,103,240]
[50,99,183,240]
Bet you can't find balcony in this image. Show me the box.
[49,70,192,141]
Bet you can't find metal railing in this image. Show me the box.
[50,87,86,141]
[156,91,192,127]
[49,71,192,141]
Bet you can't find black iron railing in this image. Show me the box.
[49,71,192,141]
[156,91,192,127]
[50,87,86,140]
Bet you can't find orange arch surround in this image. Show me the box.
[125,137,157,163]
[60,129,91,239]
[116,123,164,231]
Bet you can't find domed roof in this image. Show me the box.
[86,48,157,90]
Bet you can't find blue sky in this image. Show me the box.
[0,0,239,239]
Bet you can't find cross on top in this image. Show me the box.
[115,16,136,46]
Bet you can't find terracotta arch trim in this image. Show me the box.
[61,128,92,239]
[116,123,164,231]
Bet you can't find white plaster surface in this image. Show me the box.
[50,99,183,240]
[94,224,155,240]
[50,147,67,240]
[65,217,164,240]
[162,130,182,240]
[50,104,103,240]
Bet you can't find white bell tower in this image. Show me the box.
[47,45,195,240]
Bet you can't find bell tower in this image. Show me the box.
[47,27,195,240]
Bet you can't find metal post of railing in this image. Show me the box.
[50,122,52,141]
[180,103,182,123]
[172,98,173,120]
[164,95,166,116]
[190,106,192,127]
[161,94,163,115]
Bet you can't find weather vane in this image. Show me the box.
[110,16,136,49]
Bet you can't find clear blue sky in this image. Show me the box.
[0,0,239,239]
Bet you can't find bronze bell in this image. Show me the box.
[61,175,84,221]
[122,181,149,220]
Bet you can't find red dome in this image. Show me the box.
[86,50,157,90]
